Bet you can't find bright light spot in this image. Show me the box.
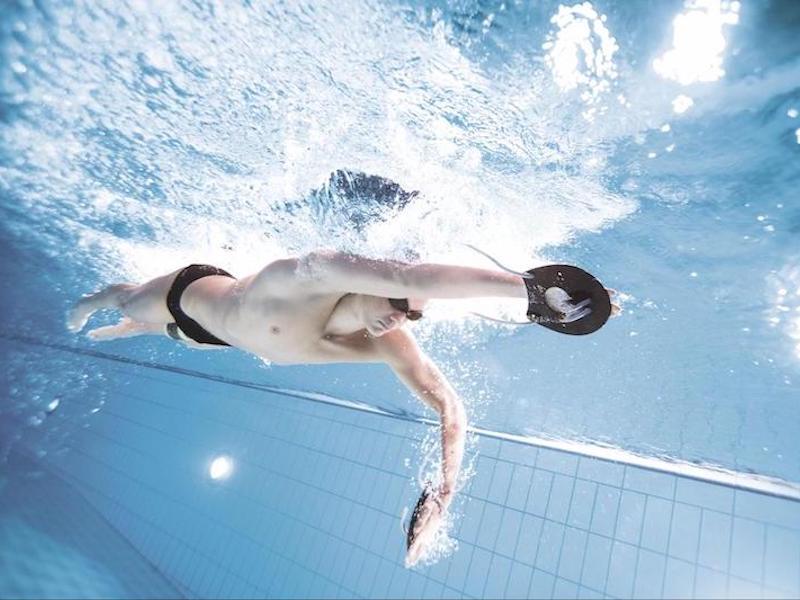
[757,215,766,221]
[672,94,694,114]
[660,123,671,132]
[544,2,619,119]
[690,272,698,277]
[666,143,676,152]
[46,398,60,413]
[209,455,234,480]
[653,0,740,85]
[795,128,800,144]
[788,108,798,118]
[11,61,27,75]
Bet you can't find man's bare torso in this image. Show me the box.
[179,266,381,364]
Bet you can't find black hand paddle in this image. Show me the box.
[524,264,612,335]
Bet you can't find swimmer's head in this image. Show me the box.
[358,295,427,337]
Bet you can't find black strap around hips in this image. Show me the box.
[166,264,234,346]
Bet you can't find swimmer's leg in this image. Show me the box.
[67,269,180,332]
[87,318,165,341]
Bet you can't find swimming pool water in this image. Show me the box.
[1,0,799,597]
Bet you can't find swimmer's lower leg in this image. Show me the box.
[86,317,164,340]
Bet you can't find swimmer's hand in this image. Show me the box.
[405,487,450,568]
[544,287,620,323]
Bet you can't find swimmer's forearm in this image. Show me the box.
[389,354,466,500]
[406,264,528,300]
[414,366,466,500]
[439,392,466,500]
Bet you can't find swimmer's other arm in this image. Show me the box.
[378,329,465,566]
[379,329,466,503]
[248,251,528,300]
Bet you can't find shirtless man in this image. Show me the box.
[67,251,617,566]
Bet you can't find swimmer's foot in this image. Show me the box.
[66,295,97,332]
[67,284,135,333]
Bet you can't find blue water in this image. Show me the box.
[1,0,800,596]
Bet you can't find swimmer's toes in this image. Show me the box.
[66,306,89,332]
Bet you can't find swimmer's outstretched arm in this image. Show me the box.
[249,251,528,301]
[375,328,466,566]
[309,250,528,299]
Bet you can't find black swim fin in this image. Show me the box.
[524,264,611,335]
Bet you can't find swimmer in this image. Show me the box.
[67,251,620,566]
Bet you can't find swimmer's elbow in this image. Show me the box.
[441,393,466,428]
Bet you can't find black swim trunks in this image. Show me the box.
[166,264,234,346]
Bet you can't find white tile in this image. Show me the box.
[668,503,702,562]
[698,509,732,571]
[605,541,636,598]
[735,490,800,531]
[730,517,765,583]
[764,525,800,594]
[578,458,624,488]
[546,474,575,524]
[640,496,672,554]
[632,549,665,599]
[676,477,734,513]
[537,448,579,476]
[624,468,676,500]
[615,490,646,545]
[590,485,620,538]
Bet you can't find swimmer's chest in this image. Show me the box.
[229,295,376,363]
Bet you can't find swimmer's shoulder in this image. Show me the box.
[242,257,306,300]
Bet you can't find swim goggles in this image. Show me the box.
[389,298,423,321]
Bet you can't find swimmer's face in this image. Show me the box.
[362,296,427,337]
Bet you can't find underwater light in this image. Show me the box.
[653,0,740,85]
[209,455,234,481]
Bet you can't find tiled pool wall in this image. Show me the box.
[0,452,181,599]
[14,353,800,599]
